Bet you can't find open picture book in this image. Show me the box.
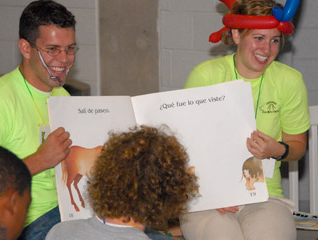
[48,80,269,221]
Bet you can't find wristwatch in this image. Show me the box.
[272,141,289,161]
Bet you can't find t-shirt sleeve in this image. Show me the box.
[280,73,310,134]
[184,56,232,89]
[184,67,207,89]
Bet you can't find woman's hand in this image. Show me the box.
[217,206,239,215]
[246,130,307,161]
[246,130,283,159]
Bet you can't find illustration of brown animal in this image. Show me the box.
[61,145,102,211]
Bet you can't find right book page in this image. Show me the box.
[131,80,268,212]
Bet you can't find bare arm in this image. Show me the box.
[24,127,72,175]
[246,130,307,161]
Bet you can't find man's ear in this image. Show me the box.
[231,29,240,45]
[18,38,32,59]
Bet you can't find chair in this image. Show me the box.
[289,105,318,214]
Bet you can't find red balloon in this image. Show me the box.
[277,22,294,35]
[209,27,229,43]
[223,14,279,29]
[219,0,236,10]
[208,1,295,44]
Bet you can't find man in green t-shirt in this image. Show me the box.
[0,1,78,239]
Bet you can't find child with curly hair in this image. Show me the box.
[46,125,196,240]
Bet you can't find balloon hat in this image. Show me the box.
[209,0,300,43]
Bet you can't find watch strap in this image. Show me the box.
[272,141,289,161]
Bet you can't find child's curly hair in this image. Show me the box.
[87,125,196,229]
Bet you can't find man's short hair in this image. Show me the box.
[88,125,195,229]
[19,0,76,46]
[0,146,31,196]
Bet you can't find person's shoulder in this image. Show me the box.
[185,54,233,88]
[51,218,88,229]
[270,61,302,79]
[268,61,305,92]
[0,67,21,86]
[53,86,71,96]
[192,54,231,72]
[0,68,22,97]
[46,218,90,239]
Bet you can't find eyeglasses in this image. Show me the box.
[35,45,79,57]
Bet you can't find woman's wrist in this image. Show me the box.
[272,141,289,160]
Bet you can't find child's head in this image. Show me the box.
[0,146,31,240]
[87,125,196,229]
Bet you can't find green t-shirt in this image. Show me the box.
[0,67,70,225]
[185,54,310,197]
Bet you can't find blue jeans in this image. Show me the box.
[17,206,60,240]
[145,226,173,240]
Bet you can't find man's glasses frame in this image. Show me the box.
[35,45,79,57]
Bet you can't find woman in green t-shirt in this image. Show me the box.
[180,0,309,239]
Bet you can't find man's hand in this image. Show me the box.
[24,127,72,175]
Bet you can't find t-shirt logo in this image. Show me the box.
[260,101,279,114]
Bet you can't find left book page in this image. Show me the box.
[47,96,137,221]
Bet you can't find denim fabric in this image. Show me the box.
[145,226,173,240]
[18,206,60,240]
